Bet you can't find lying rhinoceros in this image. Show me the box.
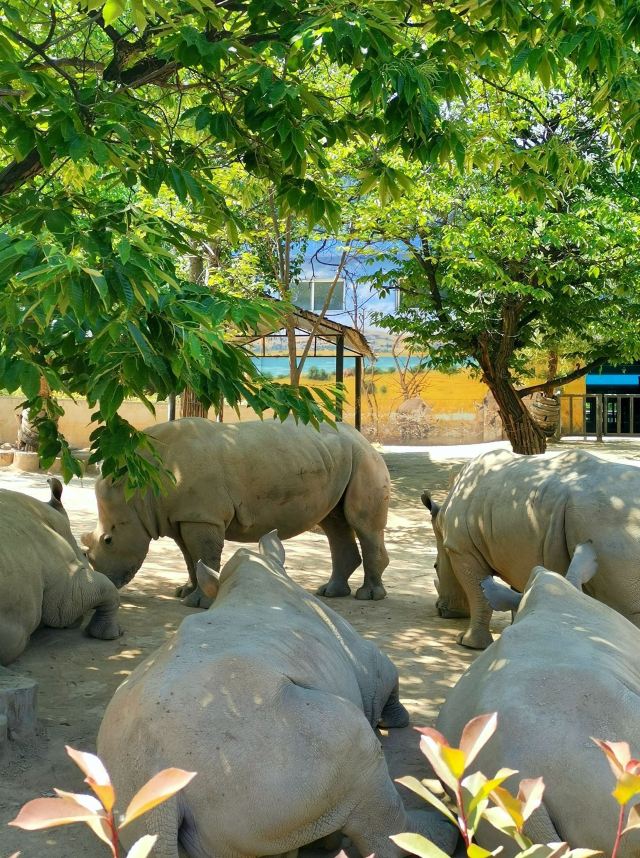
[82,417,390,607]
[97,532,456,858]
[422,448,640,649]
[436,544,640,858]
[0,479,120,665]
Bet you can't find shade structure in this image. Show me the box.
[232,299,375,429]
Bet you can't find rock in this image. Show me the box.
[12,451,41,472]
[0,668,38,743]
[0,449,14,467]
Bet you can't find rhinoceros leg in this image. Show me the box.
[378,680,410,729]
[450,552,494,650]
[340,457,389,601]
[315,509,361,598]
[0,617,30,666]
[175,522,223,608]
[342,750,457,858]
[353,532,388,601]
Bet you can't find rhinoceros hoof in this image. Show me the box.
[457,629,493,650]
[436,599,470,619]
[378,699,410,729]
[181,587,212,609]
[316,581,351,598]
[355,583,386,601]
[175,582,195,599]
[86,615,123,641]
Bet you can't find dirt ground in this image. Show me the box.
[1,436,639,858]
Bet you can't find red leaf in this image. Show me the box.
[518,777,545,821]
[66,746,115,812]
[592,739,631,778]
[8,797,104,830]
[120,769,196,829]
[459,713,498,767]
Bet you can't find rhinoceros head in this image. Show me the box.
[421,489,469,620]
[81,477,153,588]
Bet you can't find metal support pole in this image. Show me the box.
[596,394,603,442]
[553,393,562,441]
[355,356,362,431]
[335,335,344,421]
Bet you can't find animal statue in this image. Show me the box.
[97,532,457,858]
[436,544,640,858]
[0,479,120,665]
[422,448,640,648]
[82,417,391,607]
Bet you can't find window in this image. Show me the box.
[291,279,345,312]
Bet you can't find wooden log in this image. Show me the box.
[0,668,37,742]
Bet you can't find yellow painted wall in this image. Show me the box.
[0,368,588,449]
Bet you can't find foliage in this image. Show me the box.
[307,366,332,381]
[352,145,640,451]
[398,712,640,858]
[8,745,195,858]
[1,0,640,471]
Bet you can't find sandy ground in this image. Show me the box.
[2,437,640,858]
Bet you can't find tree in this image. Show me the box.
[2,0,640,477]
[391,335,430,403]
[0,0,442,484]
[357,160,640,453]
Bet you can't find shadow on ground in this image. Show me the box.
[1,437,634,857]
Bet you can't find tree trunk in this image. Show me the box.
[179,387,209,419]
[180,254,209,419]
[286,320,300,386]
[487,374,547,454]
[546,350,559,393]
[16,376,52,451]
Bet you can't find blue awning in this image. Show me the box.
[586,374,639,386]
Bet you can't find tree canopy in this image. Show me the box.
[2,0,640,473]
[357,156,640,452]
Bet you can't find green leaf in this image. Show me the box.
[396,776,457,825]
[102,0,126,25]
[390,833,453,858]
[20,364,41,399]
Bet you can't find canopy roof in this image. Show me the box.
[235,300,375,360]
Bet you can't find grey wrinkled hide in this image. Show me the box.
[437,560,640,858]
[0,484,120,665]
[98,535,457,858]
[424,448,640,649]
[83,417,391,606]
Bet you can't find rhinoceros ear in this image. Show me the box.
[566,541,598,589]
[47,477,67,516]
[259,531,286,566]
[196,559,220,599]
[481,577,523,612]
[421,491,440,520]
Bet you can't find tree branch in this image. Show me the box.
[476,73,552,125]
[406,240,453,329]
[517,358,606,397]
[0,23,78,94]
[28,58,106,71]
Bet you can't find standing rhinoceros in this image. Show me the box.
[422,448,640,649]
[0,479,120,665]
[82,417,391,607]
[97,532,457,858]
[436,544,640,858]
